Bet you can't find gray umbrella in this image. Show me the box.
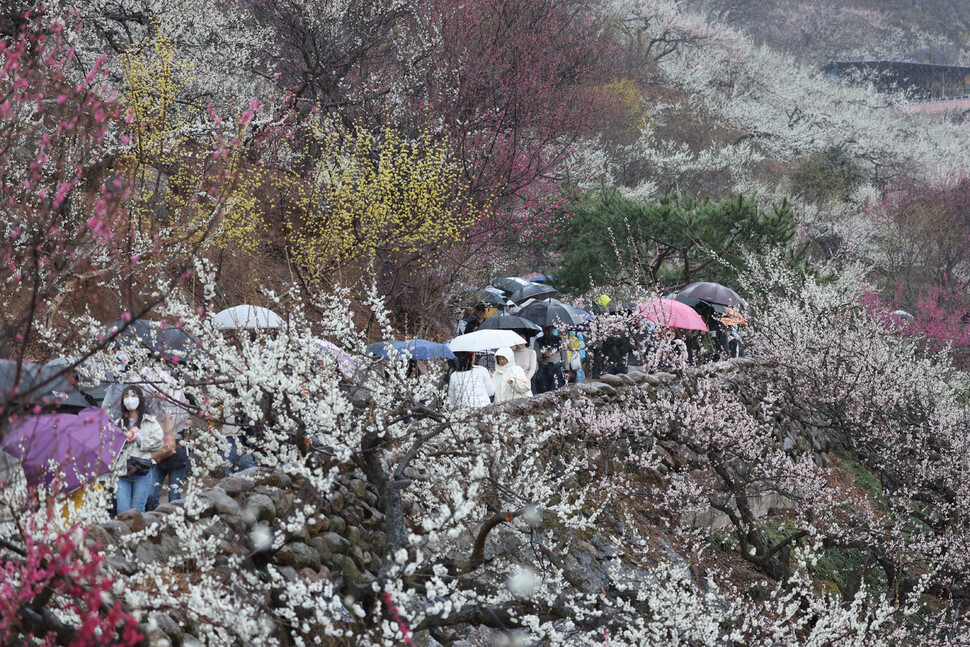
[676,282,748,310]
[509,282,558,304]
[491,276,533,294]
[478,315,542,333]
[517,299,583,327]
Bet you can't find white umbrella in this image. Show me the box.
[212,305,283,330]
[448,329,526,352]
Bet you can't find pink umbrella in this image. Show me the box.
[637,299,709,332]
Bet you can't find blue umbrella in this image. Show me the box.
[367,340,456,361]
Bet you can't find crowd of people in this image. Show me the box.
[443,294,743,409]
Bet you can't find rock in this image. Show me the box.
[285,525,310,543]
[235,466,274,484]
[86,524,114,548]
[328,515,347,534]
[330,492,345,513]
[277,565,299,583]
[182,636,204,647]
[307,516,330,535]
[137,620,171,647]
[322,532,351,555]
[105,555,138,576]
[142,511,165,529]
[349,479,367,499]
[782,436,795,452]
[152,613,184,647]
[299,567,321,582]
[346,525,362,547]
[135,541,164,564]
[203,517,234,542]
[245,493,277,523]
[269,469,293,489]
[275,542,320,570]
[218,476,255,497]
[153,502,183,516]
[308,536,333,563]
[196,487,242,520]
[99,521,132,542]
[159,533,183,562]
[116,509,146,533]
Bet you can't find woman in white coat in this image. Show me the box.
[116,385,164,513]
[492,347,532,403]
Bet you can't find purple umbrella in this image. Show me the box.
[2,407,126,493]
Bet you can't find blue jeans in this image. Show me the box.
[147,462,187,511]
[117,467,156,514]
[224,436,255,476]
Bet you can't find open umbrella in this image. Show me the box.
[491,277,533,294]
[522,273,555,283]
[155,326,205,364]
[2,407,126,493]
[213,305,284,330]
[104,319,156,350]
[448,329,526,352]
[517,299,584,327]
[675,282,748,310]
[637,299,709,332]
[0,360,91,410]
[509,282,558,304]
[478,315,541,333]
[477,287,507,307]
[313,339,358,380]
[367,340,456,361]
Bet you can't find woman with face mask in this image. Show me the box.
[116,385,164,514]
[492,347,532,403]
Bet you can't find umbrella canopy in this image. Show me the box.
[889,310,915,324]
[478,287,507,306]
[0,360,91,410]
[517,299,584,327]
[448,329,526,352]
[367,340,456,361]
[213,305,284,330]
[477,315,542,333]
[675,282,748,310]
[521,273,555,283]
[508,282,558,304]
[2,407,126,493]
[155,326,204,364]
[104,319,155,349]
[313,339,358,380]
[491,276,533,294]
[637,299,709,332]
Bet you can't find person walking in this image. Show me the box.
[512,341,537,382]
[492,348,532,403]
[116,385,164,514]
[534,326,566,394]
[448,352,495,408]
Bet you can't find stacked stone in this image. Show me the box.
[90,468,386,646]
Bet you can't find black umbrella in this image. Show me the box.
[477,288,507,306]
[491,276,533,294]
[155,326,205,364]
[517,299,583,327]
[104,319,156,350]
[509,282,558,304]
[478,315,542,333]
[0,360,91,410]
[675,282,747,310]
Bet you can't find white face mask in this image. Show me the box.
[123,396,140,411]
